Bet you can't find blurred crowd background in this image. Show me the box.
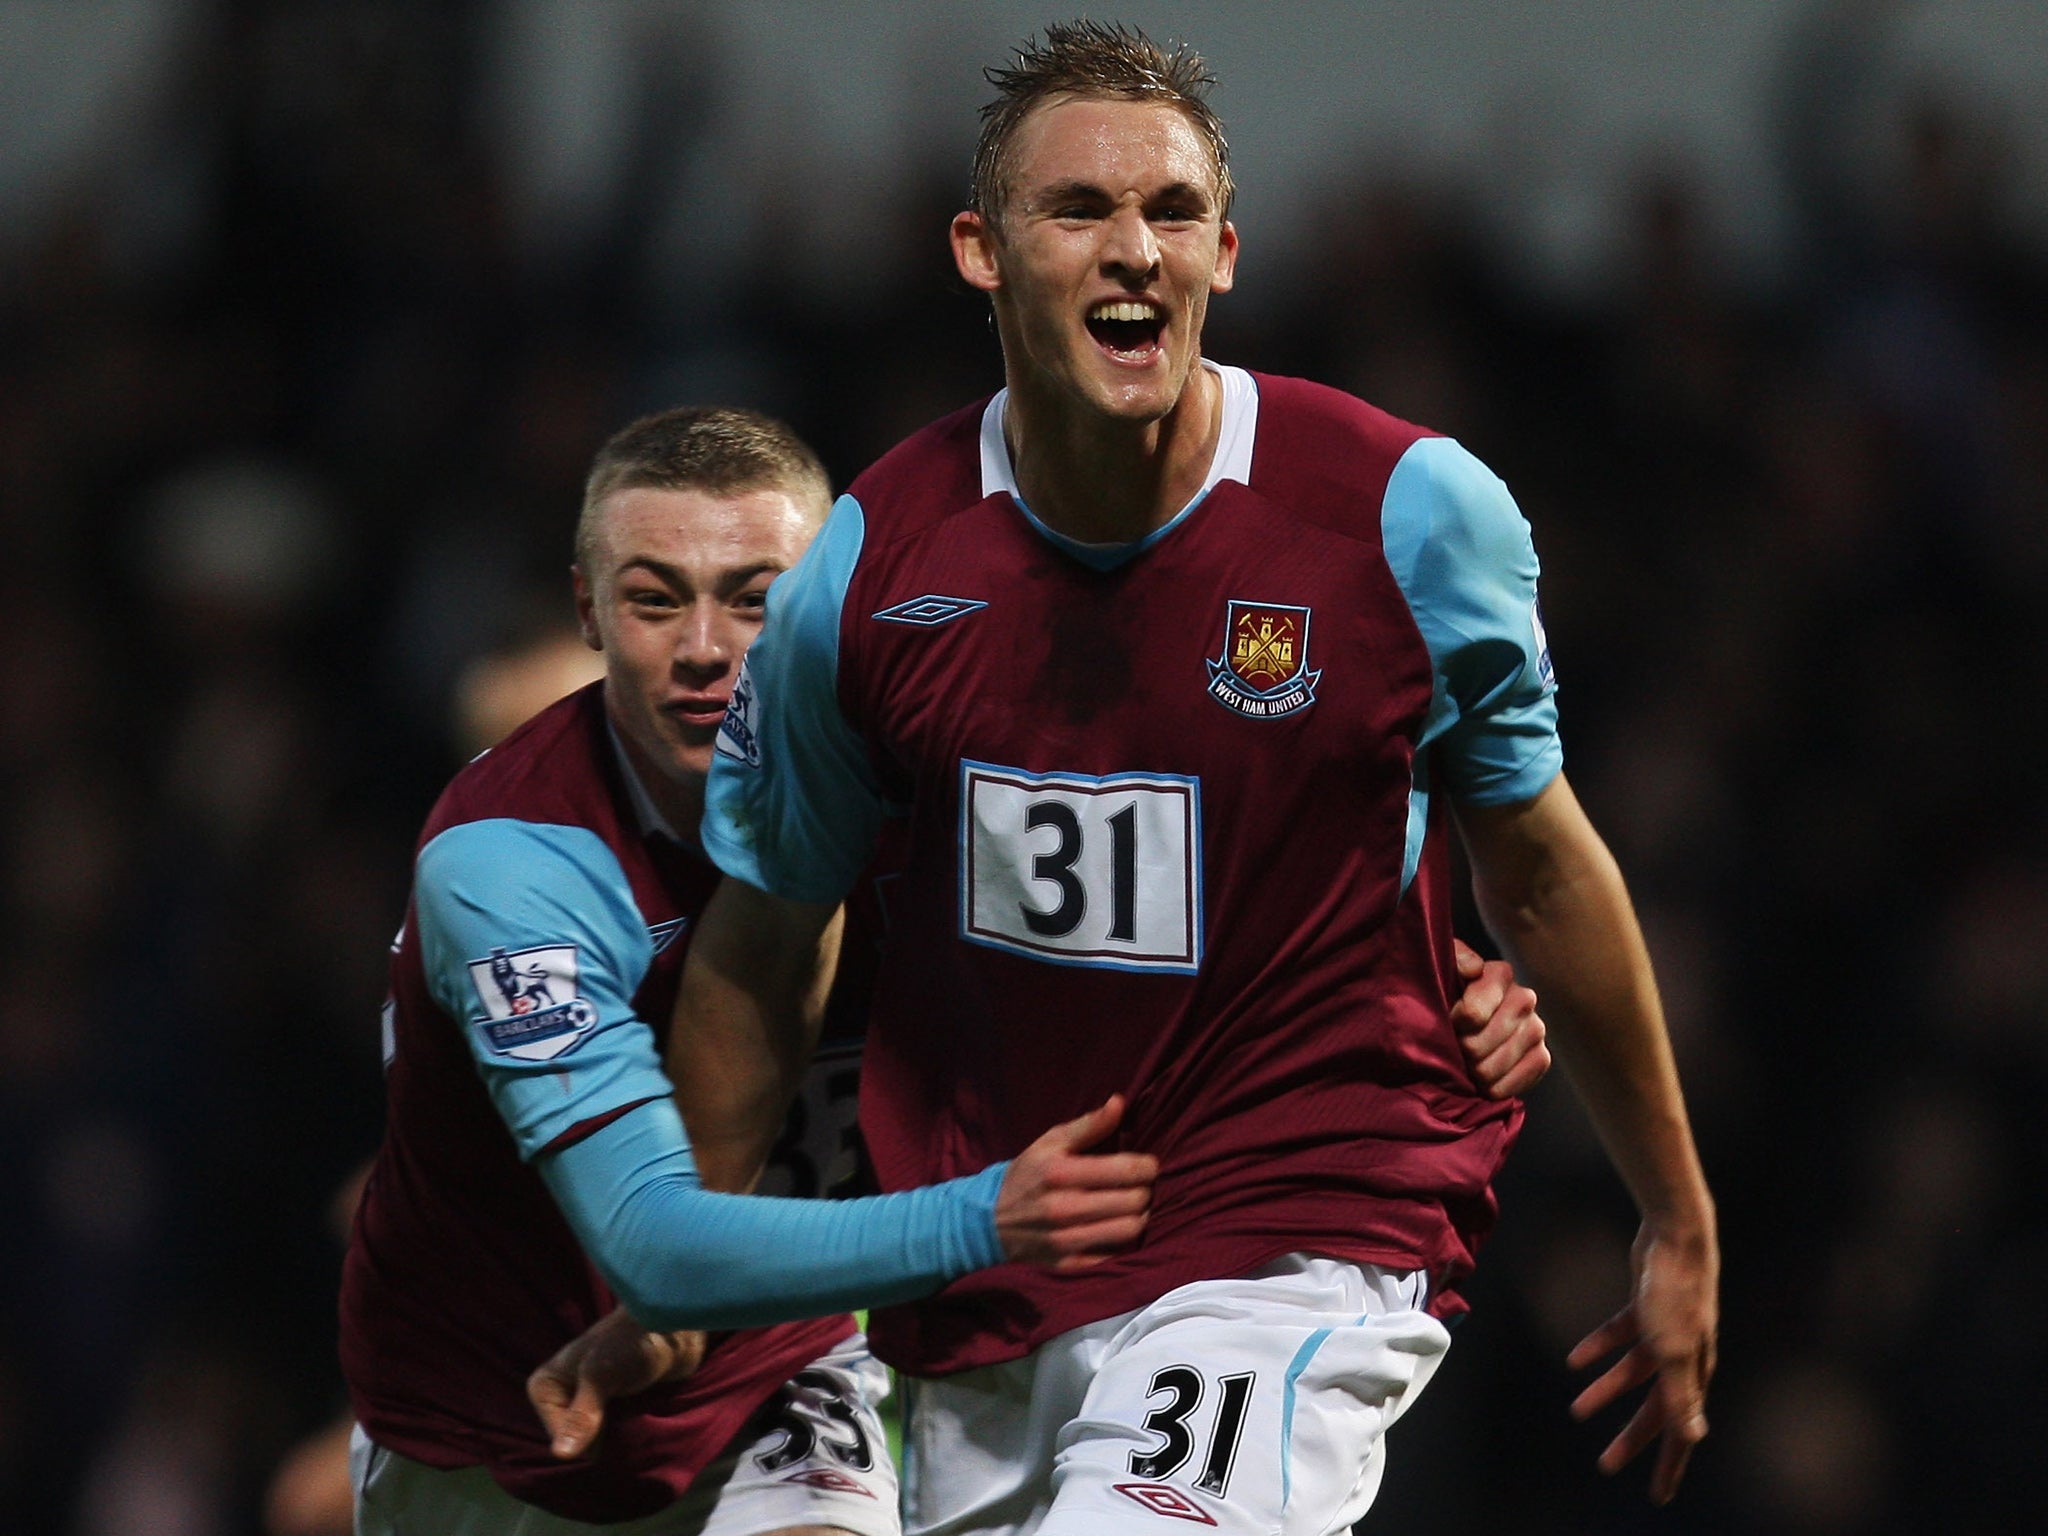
[4,1,2045,1532]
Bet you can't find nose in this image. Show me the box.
[1100,205,1160,282]
[673,605,731,679]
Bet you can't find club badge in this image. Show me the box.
[1205,600,1320,720]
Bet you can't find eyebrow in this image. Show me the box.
[616,556,788,592]
[1031,179,1214,211]
[1149,181,1213,209]
[1033,178,1110,206]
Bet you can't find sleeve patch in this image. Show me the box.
[466,943,599,1060]
[1532,592,1556,689]
[714,655,763,769]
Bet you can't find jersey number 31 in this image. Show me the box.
[960,762,1202,974]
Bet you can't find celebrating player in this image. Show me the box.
[672,20,1716,1536]
[339,408,1163,1536]
[335,394,1550,1536]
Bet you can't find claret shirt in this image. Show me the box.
[341,685,928,1522]
[704,365,1561,1375]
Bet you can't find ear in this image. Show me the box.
[952,210,1003,293]
[571,566,603,651]
[1210,220,1239,296]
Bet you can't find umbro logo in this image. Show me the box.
[779,1468,876,1497]
[872,594,988,626]
[1113,1484,1217,1524]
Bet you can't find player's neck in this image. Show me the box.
[653,776,707,854]
[1004,361,1222,545]
[606,706,708,852]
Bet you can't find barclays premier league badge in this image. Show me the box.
[466,943,598,1060]
[1206,599,1321,720]
[714,656,762,768]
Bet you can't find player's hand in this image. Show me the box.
[1566,1215,1719,1503]
[1451,937,1550,1099]
[527,1309,708,1460]
[995,1094,1158,1272]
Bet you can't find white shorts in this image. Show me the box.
[902,1256,1451,1536]
[353,1334,898,1536]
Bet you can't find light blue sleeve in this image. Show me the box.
[420,817,1013,1327]
[539,1099,1009,1331]
[1383,436,1563,807]
[414,819,673,1160]
[702,493,888,903]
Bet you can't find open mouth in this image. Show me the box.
[1086,300,1165,362]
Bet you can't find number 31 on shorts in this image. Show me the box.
[959,761,1203,973]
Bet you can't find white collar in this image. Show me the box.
[978,360,1259,509]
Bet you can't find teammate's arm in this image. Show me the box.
[662,875,843,1191]
[530,883,843,1457]
[529,883,844,1456]
[536,1088,1152,1331]
[1455,774,1718,1504]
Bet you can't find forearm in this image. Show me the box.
[1459,779,1713,1235]
[540,1097,1006,1331]
[664,880,843,1192]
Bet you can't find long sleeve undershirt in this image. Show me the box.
[539,1097,1008,1331]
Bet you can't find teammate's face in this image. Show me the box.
[575,485,816,792]
[953,96,1238,425]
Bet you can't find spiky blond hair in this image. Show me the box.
[971,19,1234,223]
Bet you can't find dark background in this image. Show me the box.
[3,2,2044,1532]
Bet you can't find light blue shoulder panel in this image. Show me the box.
[1383,436,1564,891]
[702,493,886,903]
[414,818,672,1160]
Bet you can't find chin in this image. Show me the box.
[633,721,712,794]
[668,745,715,786]
[1093,377,1181,423]
[1091,352,1192,408]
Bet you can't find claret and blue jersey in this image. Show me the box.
[342,687,851,1521]
[339,684,1005,1523]
[704,364,1562,1375]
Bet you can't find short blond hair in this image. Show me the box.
[971,19,1234,224]
[575,407,831,569]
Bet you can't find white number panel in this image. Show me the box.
[960,761,1203,973]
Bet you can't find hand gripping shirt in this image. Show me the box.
[339,684,1003,1521]
[704,368,1563,1376]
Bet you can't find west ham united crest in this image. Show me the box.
[1206,600,1320,719]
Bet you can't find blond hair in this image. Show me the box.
[575,407,830,569]
[971,19,1234,223]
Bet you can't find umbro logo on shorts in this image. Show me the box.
[780,1468,876,1497]
[1113,1483,1217,1525]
